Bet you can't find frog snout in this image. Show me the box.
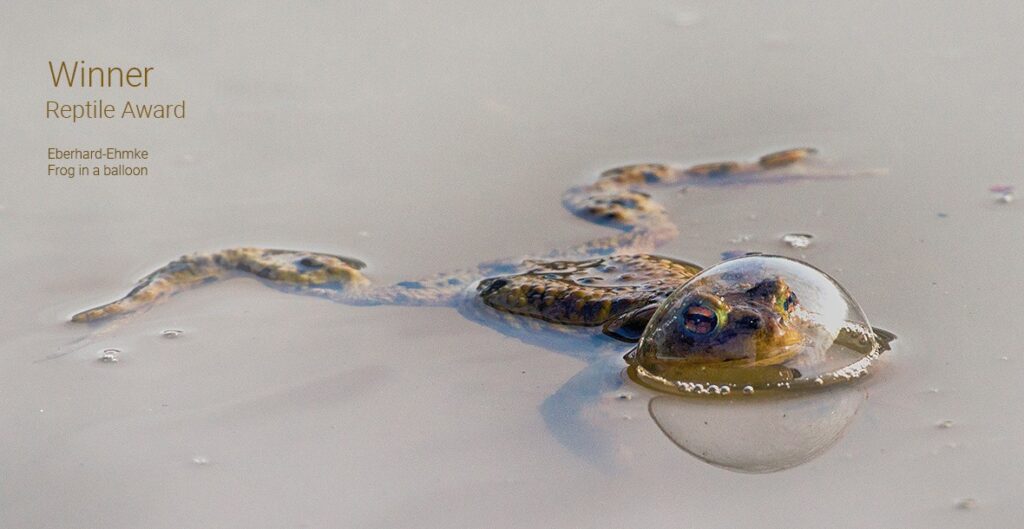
[732,310,764,330]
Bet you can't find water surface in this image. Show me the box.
[1,1,1022,527]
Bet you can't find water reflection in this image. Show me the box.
[648,384,865,473]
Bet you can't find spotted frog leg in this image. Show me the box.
[71,148,836,324]
[70,248,479,322]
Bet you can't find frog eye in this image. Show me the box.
[680,301,723,337]
[779,292,797,313]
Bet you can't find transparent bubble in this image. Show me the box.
[626,255,888,395]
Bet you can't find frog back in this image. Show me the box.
[476,254,701,326]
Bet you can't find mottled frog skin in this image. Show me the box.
[477,255,699,327]
[72,148,839,350]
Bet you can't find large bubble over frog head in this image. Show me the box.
[627,255,888,395]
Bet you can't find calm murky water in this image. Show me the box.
[2,1,1022,527]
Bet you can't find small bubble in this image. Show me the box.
[936,420,954,429]
[192,456,210,466]
[98,348,120,363]
[729,234,753,244]
[955,498,977,510]
[781,233,814,248]
[161,329,183,339]
[357,230,370,238]
[742,385,755,395]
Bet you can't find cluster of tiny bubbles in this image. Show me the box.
[828,358,872,381]
[160,329,184,339]
[781,233,814,248]
[192,456,210,466]
[673,381,732,395]
[98,348,120,363]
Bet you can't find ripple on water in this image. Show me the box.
[781,233,814,248]
[98,348,120,363]
[161,329,184,338]
[955,498,978,510]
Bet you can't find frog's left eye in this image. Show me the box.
[680,300,725,337]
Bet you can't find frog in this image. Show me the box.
[71,148,886,381]
[70,147,888,458]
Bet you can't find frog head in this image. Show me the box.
[613,255,894,394]
[605,274,805,368]
[650,277,803,366]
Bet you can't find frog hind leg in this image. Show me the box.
[558,148,832,258]
[683,147,819,177]
[70,248,371,323]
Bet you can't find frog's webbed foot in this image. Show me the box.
[71,248,369,323]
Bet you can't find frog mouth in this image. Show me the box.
[751,327,804,366]
[697,325,804,369]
